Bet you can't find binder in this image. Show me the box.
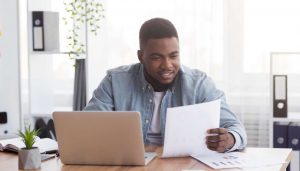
[32,11,45,51]
[288,123,300,150]
[273,122,289,148]
[32,11,59,51]
[273,75,288,117]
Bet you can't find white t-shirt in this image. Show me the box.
[147,92,165,145]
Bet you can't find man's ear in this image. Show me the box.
[137,50,143,63]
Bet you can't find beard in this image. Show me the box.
[143,69,176,92]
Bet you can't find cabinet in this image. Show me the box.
[269,52,300,171]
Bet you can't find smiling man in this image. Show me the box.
[138,37,180,91]
[84,18,247,152]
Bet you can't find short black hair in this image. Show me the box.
[139,18,178,50]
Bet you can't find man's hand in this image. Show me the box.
[206,128,235,153]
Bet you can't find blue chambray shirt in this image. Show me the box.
[84,63,247,151]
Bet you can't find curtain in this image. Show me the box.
[73,59,86,111]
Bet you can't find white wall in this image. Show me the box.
[0,0,21,136]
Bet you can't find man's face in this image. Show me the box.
[138,37,180,85]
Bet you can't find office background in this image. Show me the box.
[1,0,300,150]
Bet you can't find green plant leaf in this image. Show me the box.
[17,125,40,149]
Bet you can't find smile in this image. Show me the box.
[159,71,174,79]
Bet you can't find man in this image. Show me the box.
[84,18,247,152]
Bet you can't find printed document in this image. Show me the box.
[162,99,220,157]
[191,151,286,169]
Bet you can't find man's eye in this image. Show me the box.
[170,55,178,59]
[150,56,161,60]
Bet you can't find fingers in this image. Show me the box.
[206,141,227,152]
[206,128,229,152]
[207,128,227,134]
[206,135,228,152]
[206,133,227,142]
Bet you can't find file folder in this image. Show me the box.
[273,122,289,148]
[273,75,288,117]
[288,123,300,150]
[32,11,59,51]
[32,11,45,51]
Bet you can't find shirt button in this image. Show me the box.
[149,99,152,103]
[145,119,149,123]
[147,85,151,89]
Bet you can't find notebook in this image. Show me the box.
[53,111,156,166]
[0,137,58,161]
[0,137,58,154]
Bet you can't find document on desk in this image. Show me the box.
[162,99,220,158]
[191,151,286,169]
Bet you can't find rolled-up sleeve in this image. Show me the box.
[199,75,247,151]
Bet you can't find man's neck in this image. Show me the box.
[143,70,174,92]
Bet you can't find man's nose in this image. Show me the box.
[160,58,172,69]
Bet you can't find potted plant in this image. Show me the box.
[18,125,41,170]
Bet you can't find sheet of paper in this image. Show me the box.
[162,99,220,157]
[191,152,286,169]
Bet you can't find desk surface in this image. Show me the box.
[0,147,292,171]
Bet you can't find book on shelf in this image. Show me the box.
[0,137,58,153]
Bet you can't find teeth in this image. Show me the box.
[160,72,173,78]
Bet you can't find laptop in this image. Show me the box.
[53,111,156,166]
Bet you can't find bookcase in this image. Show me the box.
[269,52,300,171]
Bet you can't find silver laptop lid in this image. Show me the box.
[53,111,146,166]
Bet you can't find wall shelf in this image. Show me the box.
[30,51,85,55]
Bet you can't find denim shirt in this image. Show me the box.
[84,63,247,151]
